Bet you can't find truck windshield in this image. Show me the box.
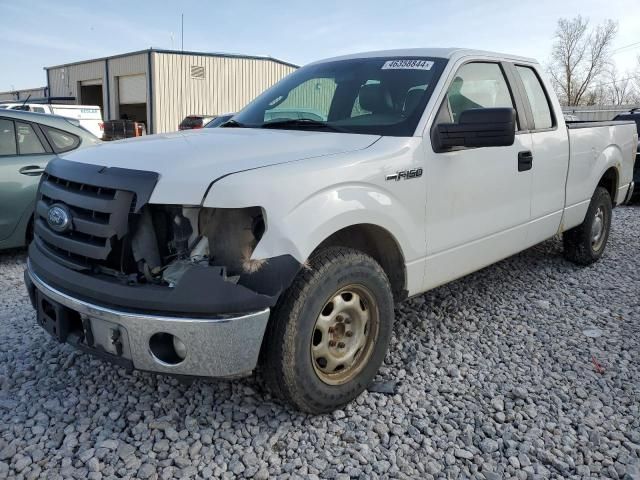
[232,57,447,136]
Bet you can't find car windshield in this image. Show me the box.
[232,57,447,136]
[205,114,234,128]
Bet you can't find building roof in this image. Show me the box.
[44,48,299,70]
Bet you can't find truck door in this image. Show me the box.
[0,118,54,243]
[511,64,569,244]
[423,61,533,290]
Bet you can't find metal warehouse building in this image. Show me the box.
[0,86,48,102]
[45,49,298,134]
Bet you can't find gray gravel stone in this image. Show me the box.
[137,463,156,479]
[0,206,638,479]
[454,448,474,460]
[481,438,499,454]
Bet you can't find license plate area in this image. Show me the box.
[36,291,82,342]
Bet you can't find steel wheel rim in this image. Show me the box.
[591,206,607,251]
[311,284,379,385]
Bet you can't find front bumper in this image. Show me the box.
[28,241,299,316]
[25,261,270,378]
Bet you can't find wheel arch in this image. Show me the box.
[313,223,407,302]
[597,166,619,206]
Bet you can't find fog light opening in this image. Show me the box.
[149,332,187,365]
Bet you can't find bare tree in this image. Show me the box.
[548,16,617,106]
[602,66,636,105]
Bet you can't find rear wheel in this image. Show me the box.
[263,247,394,414]
[563,187,612,265]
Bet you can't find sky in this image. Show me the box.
[0,0,638,92]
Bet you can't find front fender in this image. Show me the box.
[254,182,414,263]
[202,137,426,265]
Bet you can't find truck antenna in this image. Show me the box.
[21,94,31,109]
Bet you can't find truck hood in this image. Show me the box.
[61,128,380,205]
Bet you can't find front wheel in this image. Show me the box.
[563,186,612,265]
[262,247,394,414]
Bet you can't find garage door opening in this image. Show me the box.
[79,84,103,110]
[118,74,147,127]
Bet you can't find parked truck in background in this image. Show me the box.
[612,108,640,201]
[1,103,104,139]
[24,48,636,413]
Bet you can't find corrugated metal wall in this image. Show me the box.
[562,105,640,121]
[107,53,147,121]
[0,87,47,102]
[152,52,296,133]
[47,54,147,123]
[48,61,106,104]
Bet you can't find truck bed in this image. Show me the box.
[564,120,637,229]
[565,120,637,129]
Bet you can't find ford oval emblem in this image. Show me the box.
[47,204,72,233]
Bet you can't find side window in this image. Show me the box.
[0,119,17,156]
[515,66,553,130]
[265,78,337,122]
[15,122,46,155]
[42,126,80,153]
[441,62,516,124]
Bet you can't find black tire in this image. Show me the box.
[263,246,394,414]
[563,186,612,265]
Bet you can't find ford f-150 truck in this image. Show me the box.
[24,48,637,413]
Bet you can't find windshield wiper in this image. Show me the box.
[260,118,346,133]
[220,119,246,128]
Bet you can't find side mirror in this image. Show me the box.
[433,107,516,151]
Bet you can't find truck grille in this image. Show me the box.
[34,172,135,269]
[33,158,159,271]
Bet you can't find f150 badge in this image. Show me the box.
[385,168,423,181]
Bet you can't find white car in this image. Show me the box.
[2,103,103,138]
[24,48,637,413]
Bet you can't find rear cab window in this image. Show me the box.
[515,66,554,130]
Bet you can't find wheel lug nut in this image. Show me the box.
[329,340,336,347]
[345,331,353,337]
[336,315,343,322]
[338,342,346,348]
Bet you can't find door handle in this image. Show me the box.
[19,165,45,176]
[518,151,533,172]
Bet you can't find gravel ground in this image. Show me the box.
[0,206,638,480]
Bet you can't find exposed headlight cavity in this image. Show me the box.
[130,205,266,286]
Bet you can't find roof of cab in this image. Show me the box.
[309,48,538,66]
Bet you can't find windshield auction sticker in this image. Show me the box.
[381,59,434,70]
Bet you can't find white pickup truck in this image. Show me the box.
[2,103,104,138]
[25,48,636,413]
